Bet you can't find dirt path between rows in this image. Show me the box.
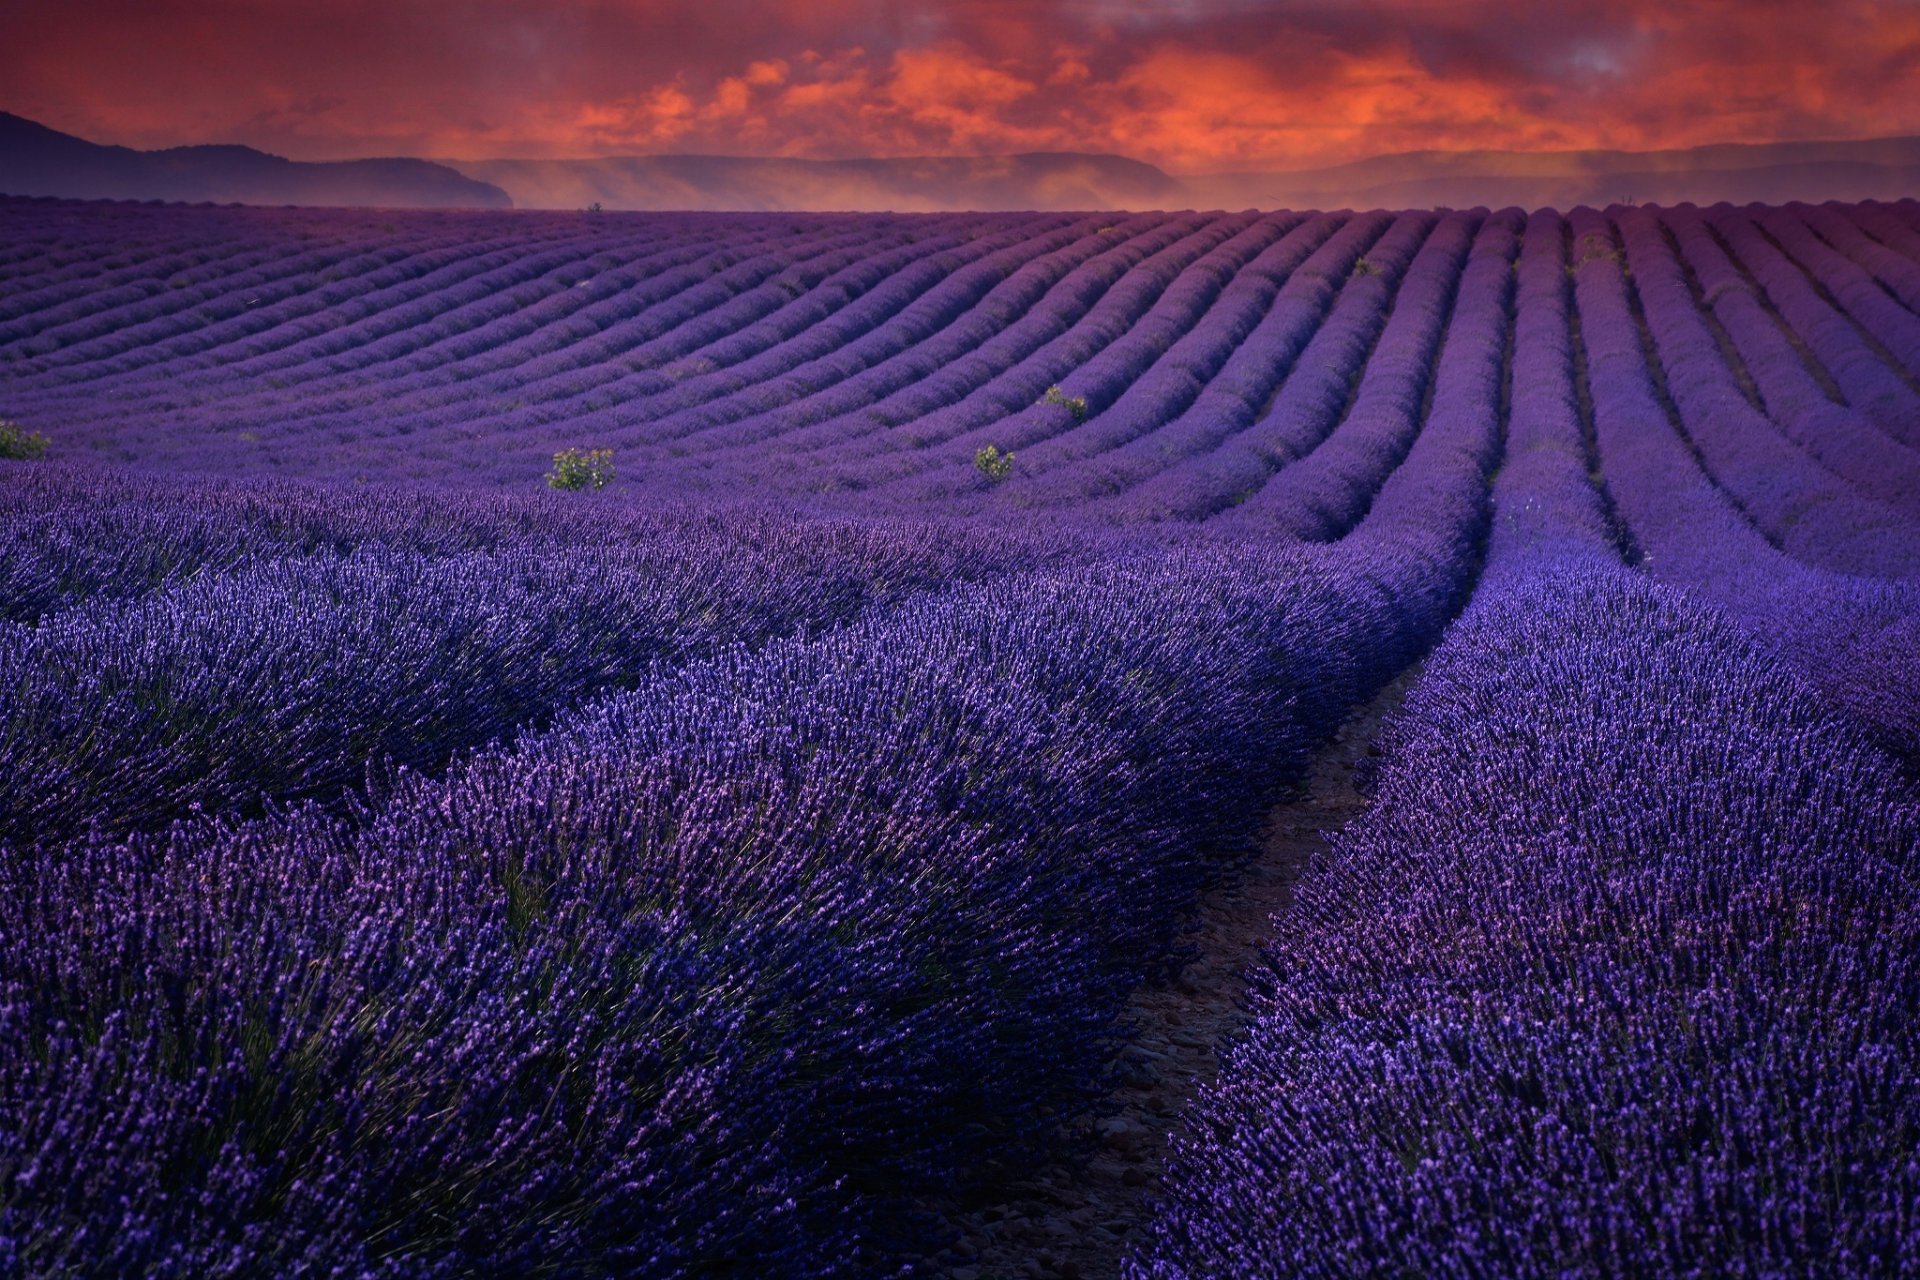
[929,664,1423,1280]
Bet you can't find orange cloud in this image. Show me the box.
[4,0,1919,170]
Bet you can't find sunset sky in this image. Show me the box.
[8,0,1920,173]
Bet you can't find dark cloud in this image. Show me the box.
[6,0,1918,169]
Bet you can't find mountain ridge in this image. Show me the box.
[0,111,512,209]
[5,111,1919,212]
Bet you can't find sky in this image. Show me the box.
[7,0,1920,173]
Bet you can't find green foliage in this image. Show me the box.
[1040,385,1087,421]
[546,447,615,491]
[974,444,1014,484]
[1574,233,1624,269]
[1352,257,1381,278]
[0,421,49,460]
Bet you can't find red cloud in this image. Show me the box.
[5,0,1918,169]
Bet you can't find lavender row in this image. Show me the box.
[1704,205,1920,445]
[1223,209,1499,537]
[0,518,1474,1275]
[1008,211,1390,507]
[1,467,1084,841]
[745,212,1270,492]
[685,212,1205,462]
[1753,203,1920,378]
[10,216,626,377]
[1139,215,1920,1275]
[44,216,785,390]
[1847,200,1920,277]
[1605,206,1920,575]
[871,211,1315,505]
[1569,207,1920,761]
[504,215,1089,441]
[986,214,1341,478]
[1106,210,1439,523]
[1657,205,1920,518]
[1797,203,1920,315]
[1138,562,1920,1279]
[220,219,969,437]
[0,464,1076,622]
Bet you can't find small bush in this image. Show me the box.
[974,444,1014,484]
[1040,385,1087,422]
[547,447,615,491]
[1352,257,1381,278]
[0,421,50,460]
[1574,233,1623,269]
[584,201,604,215]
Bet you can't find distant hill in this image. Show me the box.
[1188,137,1920,211]
[0,112,512,209]
[443,152,1185,213]
[6,110,1918,213]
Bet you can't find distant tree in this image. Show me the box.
[974,444,1014,483]
[547,447,615,490]
[0,421,49,460]
[1040,385,1088,421]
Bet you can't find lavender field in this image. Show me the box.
[3,193,1919,1277]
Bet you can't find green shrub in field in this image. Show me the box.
[1040,385,1087,421]
[547,447,615,491]
[974,444,1014,484]
[0,421,49,460]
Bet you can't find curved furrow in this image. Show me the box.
[2,227,561,382]
[294,218,984,397]
[0,242,429,374]
[3,221,857,436]
[1796,202,1920,314]
[683,212,1186,461]
[1009,212,1391,510]
[7,220,617,387]
[223,219,976,435]
[350,219,860,400]
[470,214,1097,443]
[648,211,1256,479]
[197,242,721,388]
[1707,206,1920,444]
[0,242,299,352]
[1569,205,1920,760]
[1609,207,1920,578]
[1109,210,1441,524]
[853,212,1305,503]
[1847,201,1920,270]
[498,215,1081,442]
[1220,210,1502,540]
[994,215,1341,478]
[403,218,1006,396]
[596,214,1155,451]
[1754,204,1920,375]
[1661,207,1920,517]
[0,224,272,332]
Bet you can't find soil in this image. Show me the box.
[926,664,1422,1280]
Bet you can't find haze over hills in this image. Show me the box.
[0,112,510,209]
[1188,136,1920,212]
[4,111,1919,212]
[444,152,1183,214]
